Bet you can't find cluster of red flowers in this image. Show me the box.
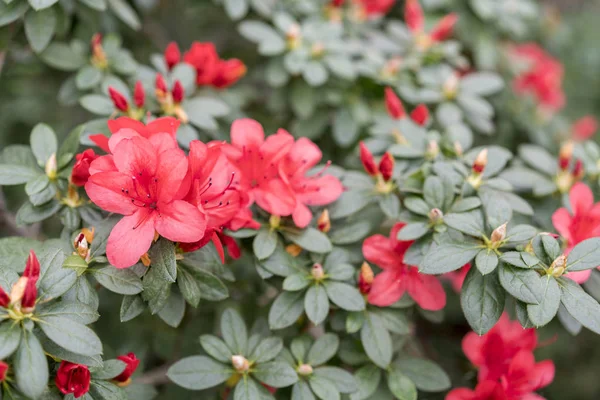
[55,353,139,398]
[511,44,565,113]
[447,314,555,400]
[165,42,246,89]
[73,117,343,268]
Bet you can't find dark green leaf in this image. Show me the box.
[360,312,392,368]
[443,211,485,237]
[221,308,248,354]
[527,276,560,327]
[309,376,340,400]
[253,361,298,388]
[120,295,145,322]
[394,358,450,392]
[0,323,21,359]
[349,364,380,400]
[167,356,232,390]
[567,238,600,272]
[254,229,278,260]
[25,7,56,52]
[200,335,233,363]
[93,360,127,380]
[421,242,480,274]
[35,301,99,325]
[461,267,505,335]
[559,278,600,334]
[282,227,332,254]
[107,0,141,30]
[397,222,430,240]
[325,281,365,312]
[93,265,143,295]
[157,290,186,328]
[269,291,305,330]
[475,249,498,275]
[313,366,357,394]
[249,336,283,363]
[15,331,49,399]
[499,264,543,304]
[0,164,40,185]
[307,333,339,367]
[387,367,417,400]
[89,380,127,400]
[305,284,330,325]
[149,238,177,282]
[284,273,311,291]
[38,315,102,356]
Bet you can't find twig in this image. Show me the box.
[136,364,171,385]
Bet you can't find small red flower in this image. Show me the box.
[410,104,429,126]
[0,361,8,382]
[55,362,91,398]
[183,42,220,86]
[114,353,140,383]
[446,380,506,400]
[212,59,247,89]
[384,87,405,119]
[133,81,145,108]
[71,149,98,187]
[572,116,597,141]
[359,142,378,176]
[363,223,446,310]
[164,42,181,71]
[108,87,129,112]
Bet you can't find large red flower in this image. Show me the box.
[362,223,446,310]
[55,362,91,398]
[85,124,205,268]
[446,380,507,400]
[279,138,343,228]
[552,182,600,283]
[222,119,296,217]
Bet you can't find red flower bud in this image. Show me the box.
[23,250,40,280]
[114,353,140,384]
[331,0,345,6]
[359,142,378,176]
[108,87,129,112]
[55,362,91,398]
[405,0,424,32]
[71,149,98,187]
[164,42,181,70]
[572,116,597,141]
[410,104,429,126]
[429,13,458,42]
[558,141,573,171]
[212,59,247,89]
[91,33,102,50]
[472,149,488,175]
[384,87,405,119]
[573,159,584,179]
[172,80,185,103]
[183,42,220,86]
[0,286,9,308]
[0,361,7,382]
[20,276,37,312]
[155,73,168,94]
[358,262,374,295]
[133,81,145,108]
[379,152,395,182]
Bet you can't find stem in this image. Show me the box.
[135,364,171,385]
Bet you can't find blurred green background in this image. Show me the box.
[2,1,600,399]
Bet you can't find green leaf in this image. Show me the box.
[500,252,533,269]
[460,72,504,96]
[325,281,365,312]
[350,365,380,400]
[292,381,316,400]
[254,229,278,260]
[515,300,535,328]
[89,380,127,400]
[474,249,498,275]
[253,361,299,388]
[505,224,537,243]
[120,295,145,322]
[481,192,512,231]
[305,284,330,325]
[450,197,482,213]
[157,290,186,328]
[332,108,359,148]
[393,358,450,392]
[0,1,29,27]
[313,366,357,394]
[28,0,58,10]
[404,197,432,216]
[200,335,233,363]
[35,301,99,325]
[290,336,312,363]
[328,190,372,219]
[234,377,261,400]
[269,291,305,330]
[324,263,354,281]
[17,200,62,224]
[421,242,480,274]
[38,247,77,302]
[461,267,505,335]
[307,333,339,366]
[559,278,600,334]
[499,264,543,304]
[238,20,285,55]
[371,309,410,334]
[195,268,229,301]
[93,359,127,380]
[38,315,102,356]
[387,367,417,400]
[0,164,39,185]
[397,222,430,241]
[526,276,560,327]
[168,356,232,390]
[309,376,340,400]
[79,0,107,10]
[0,322,22,359]
[64,276,99,310]
[15,331,49,399]
[282,227,332,254]
[141,264,171,314]
[30,123,57,165]
[25,7,56,52]
[284,273,311,291]
[177,266,201,307]
[541,235,561,261]
[443,211,485,237]
[567,238,600,271]
[423,176,445,208]
[224,0,248,20]
[107,0,141,30]
[93,265,143,295]
[76,66,103,90]
[221,308,248,354]
[249,336,283,363]
[361,312,392,368]
[303,61,328,87]
[149,238,177,282]
[41,42,86,71]
[379,194,400,219]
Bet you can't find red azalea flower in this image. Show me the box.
[363,223,446,310]
[183,42,220,86]
[446,380,507,400]
[462,314,537,382]
[90,116,180,154]
[114,353,140,383]
[55,362,91,398]
[212,59,246,88]
[71,149,98,187]
[500,350,554,399]
[552,182,600,283]
[85,125,206,268]
[222,119,296,217]
[571,116,597,141]
[279,138,343,228]
[511,43,565,113]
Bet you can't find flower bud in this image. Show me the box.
[74,233,91,262]
[212,59,247,88]
[317,209,331,233]
[429,208,444,223]
[286,24,302,50]
[23,250,40,279]
[0,361,8,382]
[572,116,597,141]
[490,222,507,245]
[155,73,168,97]
[45,153,57,179]
[358,261,374,295]
[454,141,463,156]
[55,362,91,398]
[172,80,185,104]
[558,141,573,170]
[10,277,27,306]
[442,74,460,100]
[297,364,313,376]
[0,286,9,308]
[231,355,250,373]
[426,140,439,160]
[134,81,145,108]
[71,149,98,187]
[311,42,325,58]
[405,0,424,32]
[286,244,303,257]
[140,253,151,267]
[549,254,567,277]
[109,87,129,112]
[410,104,429,126]
[269,215,281,229]
[164,42,181,70]
[91,33,107,69]
[359,142,378,176]
[572,159,584,180]
[114,353,140,386]
[384,87,405,119]
[381,57,403,78]
[311,263,325,281]
[379,152,394,182]
[472,148,488,175]
[430,13,458,42]
[20,277,37,313]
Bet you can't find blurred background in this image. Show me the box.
[1,0,600,399]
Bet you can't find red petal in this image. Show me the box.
[107,210,157,268]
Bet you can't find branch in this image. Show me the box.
[135,364,171,385]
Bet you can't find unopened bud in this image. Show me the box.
[286,244,303,257]
[426,140,439,160]
[379,153,394,182]
[429,13,458,42]
[381,57,402,78]
[109,87,129,112]
[490,223,507,244]
[164,42,181,70]
[286,24,302,49]
[549,254,567,277]
[311,263,325,281]
[74,233,91,262]
[472,148,488,175]
[155,74,168,97]
[442,74,460,100]
[358,262,374,295]
[572,159,584,180]
[297,364,313,376]
[311,42,325,58]
[410,104,429,126]
[269,215,281,229]
[454,141,463,156]
[20,277,37,313]
[429,208,444,223]
[10,277,28,306]
[91,33,107,69]
[45,153,57,179]
[0,286,9,308]
[134,81,145,108]
[558,141,573,170]
[172,80,185,104]
[317,209,331,233]
[359,142,378,176]
[0,361,8,382]
[231,355,250,373]
[384,87,405,119]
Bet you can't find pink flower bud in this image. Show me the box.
[384,87,405,119]
[155,73,168,95]
[410,104,429,126]
[358,262,374,295]
[0,362,7,382]
[472,149,488,174]
[231,355,250,372]
[572,116,597,141]
[311,263,325,280]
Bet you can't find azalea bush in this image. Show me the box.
[1,0,600,399]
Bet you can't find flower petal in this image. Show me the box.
[155,200,206,243]
[292,202,313,228]
[230,118,265,149]
[254,179,296,216]
[551,207,572,242]
[89,134,110,153]
[362,234,398,269]
[570,182,594,215]
[406,268,446,310]
[112,136,157,176]
[85,172,138,215]
[107,210,157,268]
[155,148,189,203]
[367,269,405,306]
[146,117,180,139]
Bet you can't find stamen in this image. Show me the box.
[314,160,332,177]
